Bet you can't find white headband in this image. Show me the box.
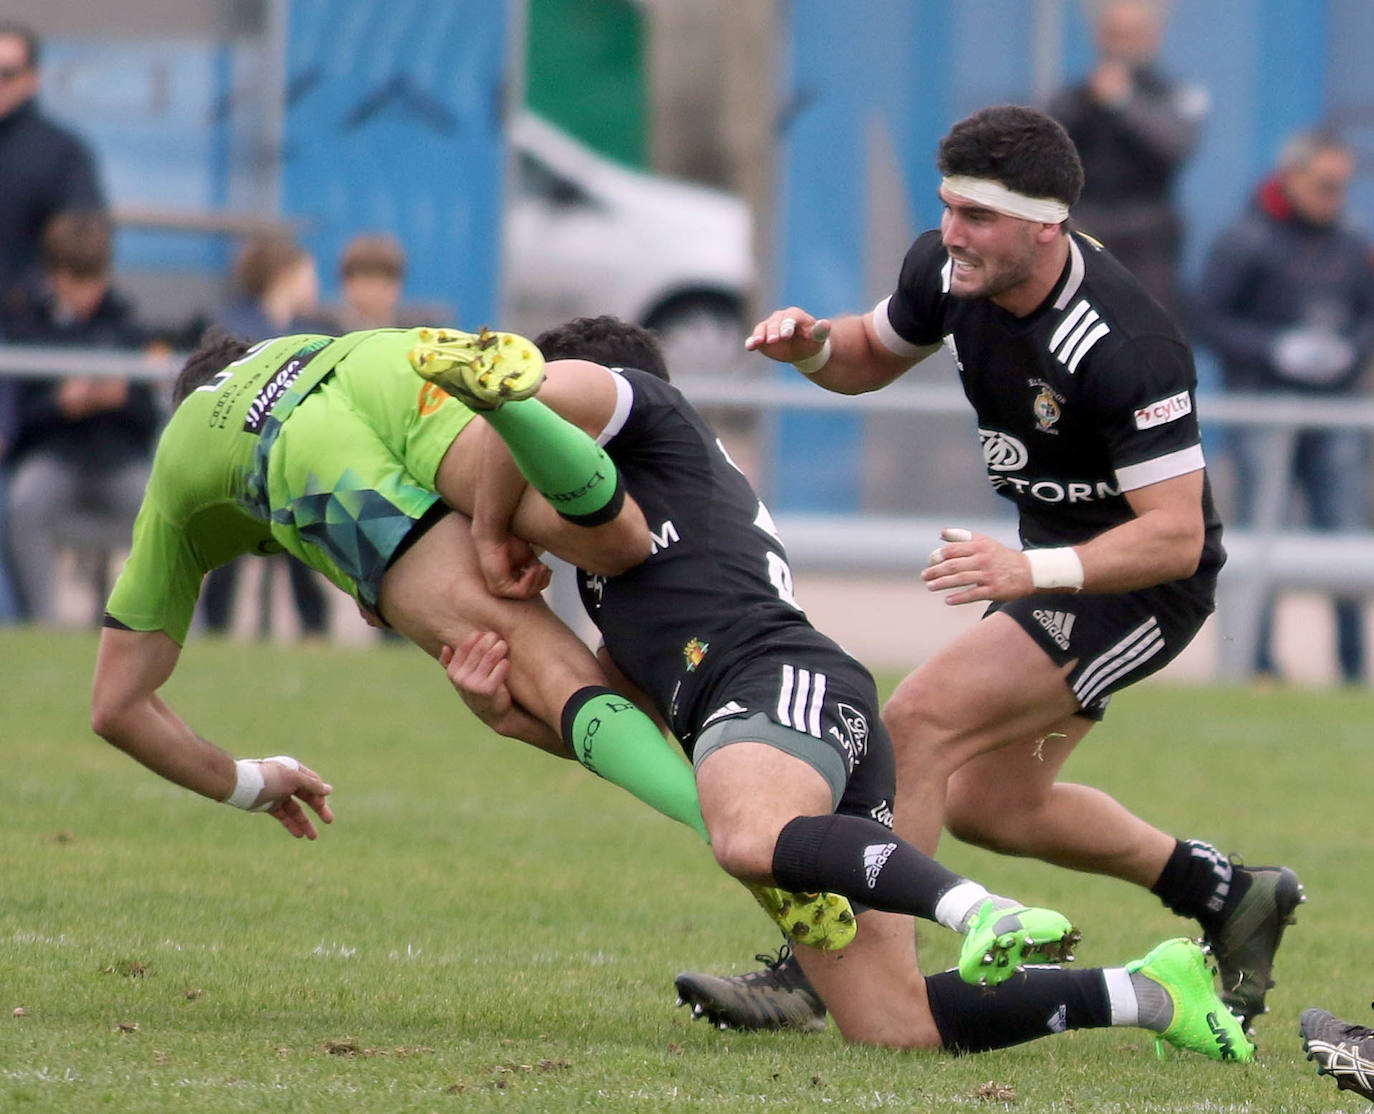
[941,175,1070,224]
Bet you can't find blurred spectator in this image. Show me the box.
[0,22,104,309]
[335,233,408,330]
[1047,0,1206,318]
[216,234,333,343]
[201,235,333,640]
[2,211,155,625]
[1193,129,1374,684]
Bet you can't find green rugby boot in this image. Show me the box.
[408,326,545,410]
[1127,937,1255,1062]
[958,900,1081,986]
[746,884,856,952]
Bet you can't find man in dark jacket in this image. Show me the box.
[1193,129,1374,683]
[1048,0,1206,319]
[4,211,156,625]
[0,22,104,307]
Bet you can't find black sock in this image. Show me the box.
[925,967,1111,1054]
[1150,839,1251,933]
[770,814,964,921]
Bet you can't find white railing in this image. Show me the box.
[5,344,1371,680]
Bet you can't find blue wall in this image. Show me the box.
[40,2,510,328]
[279,1,509,324]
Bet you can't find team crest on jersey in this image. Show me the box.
[1029,379,1065,433]
[682,638,710,672]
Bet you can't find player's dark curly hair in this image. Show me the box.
[938,105,1084,210]
[172,326,253,405]
[534,315,670,382]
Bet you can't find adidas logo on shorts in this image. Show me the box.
[1033,608,1076,651]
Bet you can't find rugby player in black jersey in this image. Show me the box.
[694,104,1301,1034]
[441,314,1253,1060]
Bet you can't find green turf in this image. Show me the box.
[1,628,1369,1112]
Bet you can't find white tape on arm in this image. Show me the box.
[225,755,302,811]
[1024,547,1085,591]
[225,759,265,810]
[792,335,832,376]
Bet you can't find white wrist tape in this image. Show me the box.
[225,759,265,810]
[792,336,833,376]
[1025,547,1084,591]
[225,755,302,812]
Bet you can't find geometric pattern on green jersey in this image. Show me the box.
[271,467,435,610]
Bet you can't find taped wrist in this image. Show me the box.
[1025,546,1084,591]
[225,759,265,810]
[224,755,300,811]
[792,336,833,376]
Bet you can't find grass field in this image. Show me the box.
[2,628,1371,1113]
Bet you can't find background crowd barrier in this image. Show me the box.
[5,343,1371,679]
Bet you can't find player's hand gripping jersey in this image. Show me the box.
[879,230,1224,594]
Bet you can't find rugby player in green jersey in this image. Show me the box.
[89,323,850,947]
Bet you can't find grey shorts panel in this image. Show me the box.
[692,711,846,809]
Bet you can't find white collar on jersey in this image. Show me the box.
[1051,235,1087,310]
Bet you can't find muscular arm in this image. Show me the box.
[1078,470,1205,589]
[90,626,333,837]
[745,309,935,395]
[91,627,234,798]
[450,359,652,593]
[469,423,555,599]
[922,470,1205,603]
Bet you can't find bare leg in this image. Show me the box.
[795,910,940,1047]
[946,728,1173,886]
[378,512,601,750]
[884,612,1171,884]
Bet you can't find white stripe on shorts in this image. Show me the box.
[776,664,827,737]
[1073,616,1164,708]
[807,671,827,737]
[791,668,812,732]
[778,664,796,727]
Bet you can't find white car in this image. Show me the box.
[502,112,755,375]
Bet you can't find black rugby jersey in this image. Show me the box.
[578,368,862,747]
[880,229,1224,593]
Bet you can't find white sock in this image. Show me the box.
[1103,967,1139,1027]
[933,881,1021,933]
[1102,967,1173,1031]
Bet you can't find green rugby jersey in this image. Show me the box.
[105,331,370,643]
